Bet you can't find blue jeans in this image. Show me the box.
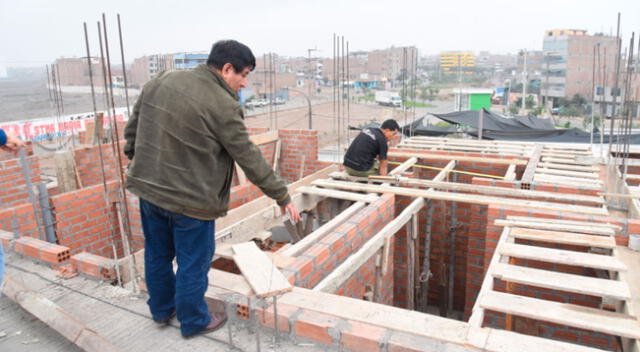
[140,198,215,336]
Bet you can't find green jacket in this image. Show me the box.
[124,64,290,220]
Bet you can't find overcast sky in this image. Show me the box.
[1,0,639,69]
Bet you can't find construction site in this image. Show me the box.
[2,11,640,352]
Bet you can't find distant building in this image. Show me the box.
[54,57,106,86]
[439,52,476,76]
[129,52,207,87]
[541,29,618,109]
[367,46,418,83]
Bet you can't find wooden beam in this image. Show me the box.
[504,164,516,181]
[498,242,627,272]
[541,156,594,166]
[314,198,425,293]
[509,227,616,249]
[388,150,527,165]
[468,227,512,327]
[505,216,620,230]
[537,162,599,173]
[389,157,417,175]
[492,263,630,300]
[367,175,605,205]
[494,219,615,236]
[281,201,366,257]
[273,140,281,172]
[297,186,379,203]
[312,179,608,216]
[234,163,247,184]
[521,145,543,184]
[480,291,640,339]
[536,167,600,179]
[2,275,121,352]
[432,160,456,182]
[249,130,279,145]
[534,175,603,190]
[232,241,293,297]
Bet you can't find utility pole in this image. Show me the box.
[521,49,527,113]
[307,48,318,100]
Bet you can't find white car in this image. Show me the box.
[245,99,269,108]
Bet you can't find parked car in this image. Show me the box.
[271,97,286,105]
[245,99,269,109]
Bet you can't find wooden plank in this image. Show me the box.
[273,139,281,172]
[388,150,527,165]
[467,227,512,327]
[480,291,640,339]
[282,201,366,257]
[2,275,121,352]
[535,167,600,179]
[510,227,616,249]
[367,175,605,205]
[389,157,417,175]
[538,162,599,173]
[521,145,543,184]
[492,263,631,300]
[314,198,424,293]
[231,242,292,297]
[312,179,609,216]
[542,156,594,166]
[498,242,627,272]
[534,175,603,190]
[432,160,456,182]
[505,216,620,230]
[297,186,378,203]
[495,219,615,236]
[534,172,603,185]
[504,164,516,181]
[249,130,279,145]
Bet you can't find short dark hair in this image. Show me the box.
[381,119,400,131]
[207,40,256,73]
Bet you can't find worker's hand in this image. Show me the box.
[281,203,302,223]
[1,132,25,154]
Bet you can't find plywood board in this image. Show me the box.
[232,242,292,297]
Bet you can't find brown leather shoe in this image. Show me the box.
[182,312,228,338]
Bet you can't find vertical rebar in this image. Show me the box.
[116,14,132,120]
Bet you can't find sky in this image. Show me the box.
[1,0,639,69]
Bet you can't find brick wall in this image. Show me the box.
[73,141,127,187]
[280,194,395,305]
[278,129,319,183]
[0,202,40,239]
[51,180,124,258]
[0,155,42,207]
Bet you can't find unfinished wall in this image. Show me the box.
[73,141,127,187]
[0,155,42,207]
[51,180,124,258]
[279,194,396,305]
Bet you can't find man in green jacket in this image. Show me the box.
[124,40,300,338]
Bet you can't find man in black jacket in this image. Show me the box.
[343,119,400,177]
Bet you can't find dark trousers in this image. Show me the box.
[140,198,215,336]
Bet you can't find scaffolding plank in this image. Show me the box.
[313,179,608,216]
[494,219,615,236]
[388,150,527,165]
[492,263,630,300]
[505,216,620,230]
[297,186,378,203]
[232,242,292,297]
[498,242,627,272]
[480,291,640,339]
[510,227,616,248]
[521,145,543,184]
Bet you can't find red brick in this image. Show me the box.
[294,311,340,345]
[340,320,386,352]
